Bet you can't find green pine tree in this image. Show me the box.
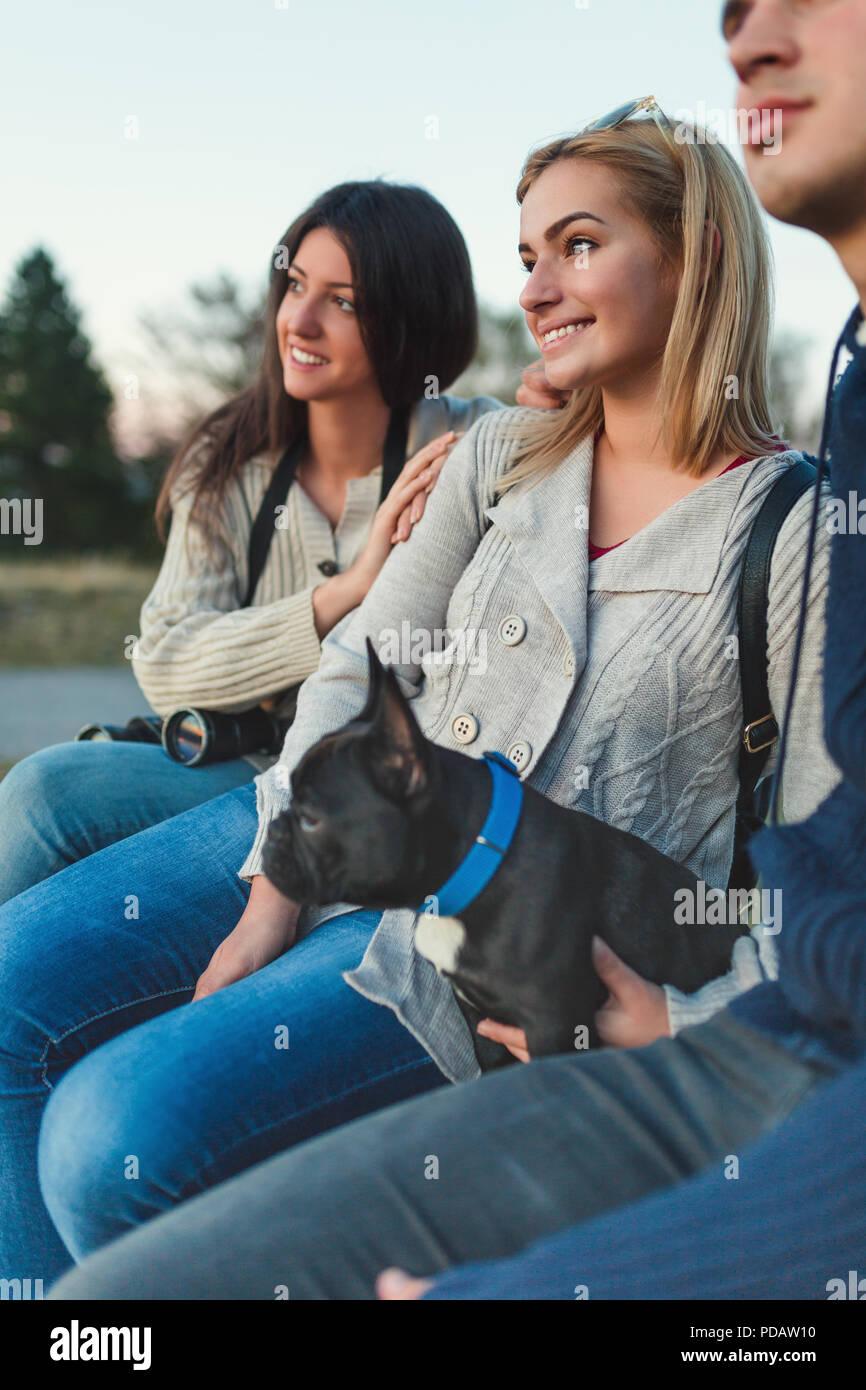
[0,247,146,552]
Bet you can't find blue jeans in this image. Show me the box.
[0,740,253,903]
[48,1010,843,1301]
[0,784,444,1287]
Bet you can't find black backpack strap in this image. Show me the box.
[242,407,411,609]
[380,405,410,500]
[737,458,818,798]
[242,437,306,608]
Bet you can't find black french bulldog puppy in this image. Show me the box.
[263,640,744,1065]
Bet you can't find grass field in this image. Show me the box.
[0,557,159,668]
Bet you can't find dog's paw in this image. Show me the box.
[414,914,466,976]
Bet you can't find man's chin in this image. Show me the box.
[746,150,850,234]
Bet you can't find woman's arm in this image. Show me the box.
[132,485,331,715]
[240,409,519,880]
[437,392,505,433]
[134,433,460,715]
[663,928,774,1035]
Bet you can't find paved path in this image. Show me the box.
[0,668,147,760]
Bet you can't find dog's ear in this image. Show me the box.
[357,637,387,726]
[364,662,430,799]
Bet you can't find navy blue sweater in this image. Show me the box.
[731,305,866,1061]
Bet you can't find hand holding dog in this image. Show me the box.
[475,1017,531,1063]
[477,935,671,1059]
[592,935,671,1048]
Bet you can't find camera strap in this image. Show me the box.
[241,436,305,609]
[242,406,410,608]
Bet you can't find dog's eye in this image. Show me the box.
[297,811,320,833]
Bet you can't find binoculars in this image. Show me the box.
[75,706,284,766]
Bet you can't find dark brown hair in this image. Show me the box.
[156,180,479,539]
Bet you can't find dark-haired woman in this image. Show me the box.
[0,181,504,904]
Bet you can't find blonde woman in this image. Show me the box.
[1,108,836,1286]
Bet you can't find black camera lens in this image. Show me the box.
[162,709,212,766]
[162,706,283,767]
[171,711,208,763]
[75,724,117,742]
[74,716,165,746]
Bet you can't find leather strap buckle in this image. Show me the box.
[743,712,779,755]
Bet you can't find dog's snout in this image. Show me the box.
[263,812,304,897]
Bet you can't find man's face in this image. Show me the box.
[723,0,866,239]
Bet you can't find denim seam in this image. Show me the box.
[38,985,195,1090]
[189,1051,439,1195]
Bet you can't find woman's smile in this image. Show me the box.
[287,342,331,370]
[518,161,680,392]
[539,318,595,352]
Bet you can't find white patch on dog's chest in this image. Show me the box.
[414,915,467,975]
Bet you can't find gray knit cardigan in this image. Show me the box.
[240,407,839,1082]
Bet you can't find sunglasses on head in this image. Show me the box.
[582,95,682,164]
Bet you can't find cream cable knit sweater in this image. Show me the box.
[132,394,502,768]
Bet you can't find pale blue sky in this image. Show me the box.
[0,0,855,440]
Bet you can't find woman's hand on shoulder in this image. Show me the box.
[388,430,462,545]
[385,430,464,539]
[312,431,462,638]
[192,874,300,1001]
[349,431,461,593]
[515,360,572,411]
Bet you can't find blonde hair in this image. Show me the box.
[498,119,778,496]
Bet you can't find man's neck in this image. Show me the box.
[828,219,866,318]
[306,389,392,482]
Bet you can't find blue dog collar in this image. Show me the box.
[419,750,523,917]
